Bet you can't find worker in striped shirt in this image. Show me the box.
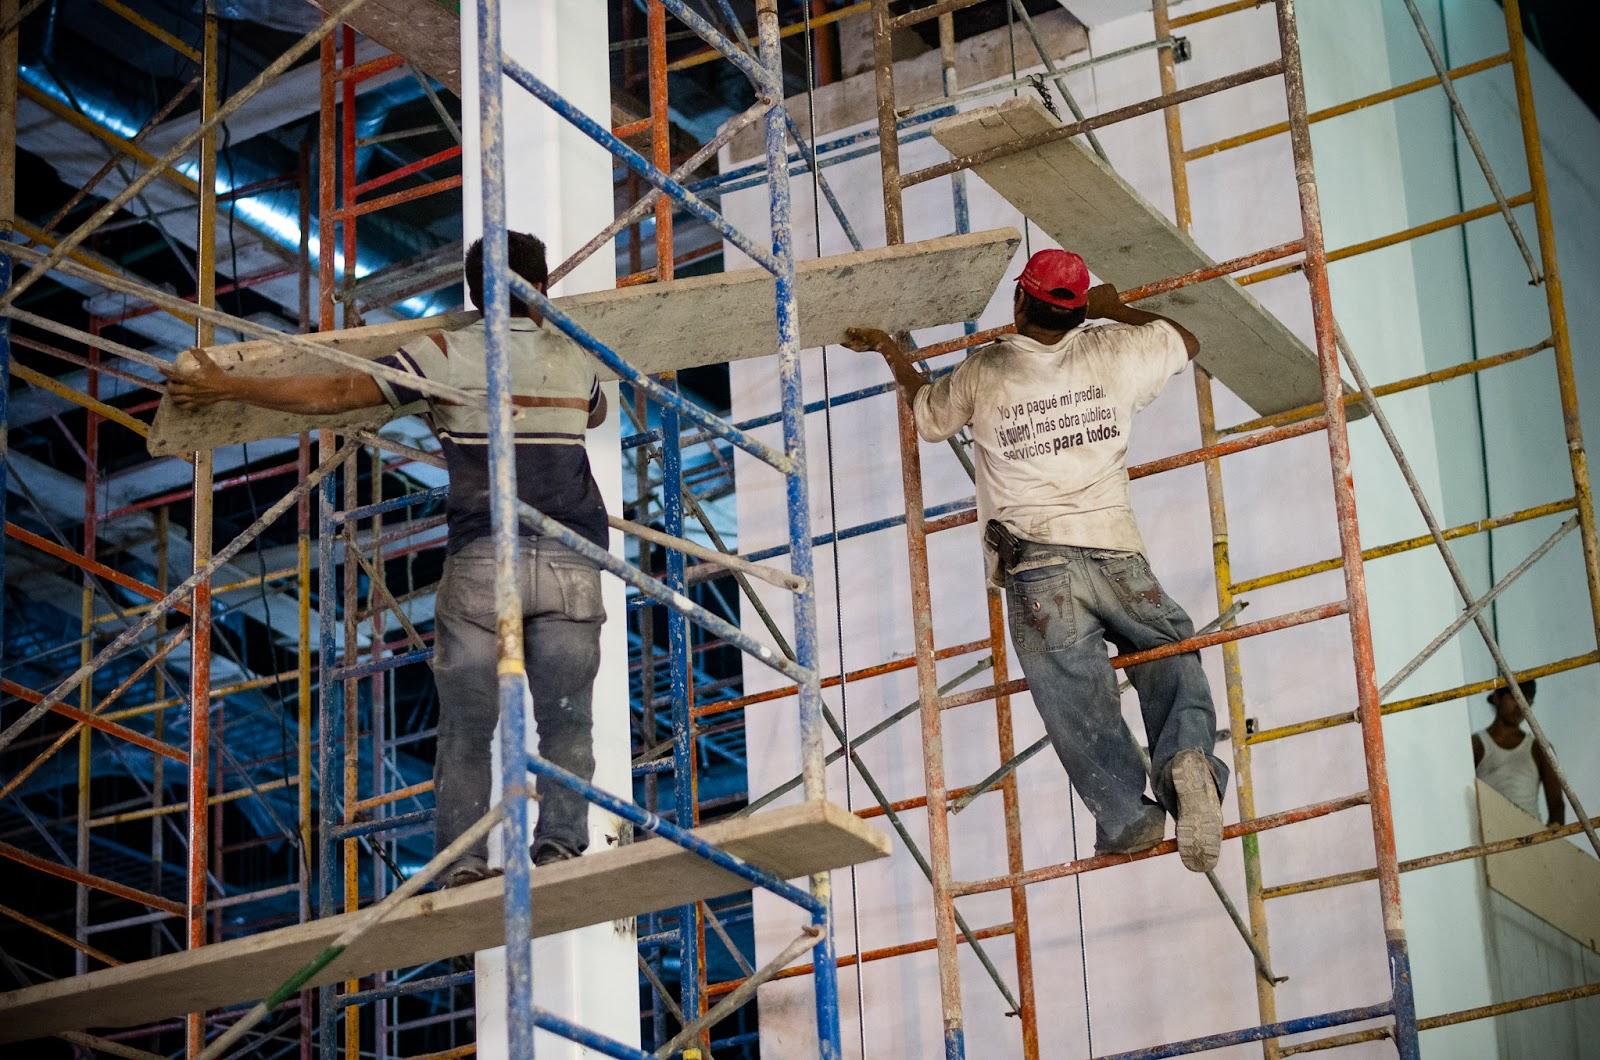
[163,232,609,888]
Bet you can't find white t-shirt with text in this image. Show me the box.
[913,320,1188,578]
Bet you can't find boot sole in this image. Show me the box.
[1172,752,1222,873]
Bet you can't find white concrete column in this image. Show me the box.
[460,3,638,1056]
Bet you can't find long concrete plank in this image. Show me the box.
[934,99,1344,419]
[146,228,1021,456]
[0,801,889,1042]
[1479,780,1600,951]
[310,0,462,94]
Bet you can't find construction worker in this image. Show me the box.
[844,248,1228,872]
[1473,679,1564,825]
[162,232,608,888]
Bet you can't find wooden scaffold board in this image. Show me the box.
[0,801,890,1043]
[146,228,1021,456]
[933,98,1347,419]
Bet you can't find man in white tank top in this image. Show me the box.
[1472,679,1564,825]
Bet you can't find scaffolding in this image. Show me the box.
[1,1,1598,1058]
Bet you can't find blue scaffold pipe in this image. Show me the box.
[525,751,824,916]
[329,648,433,682]
[514,498,810,685]
[660,375,700,1035]
[1388,936,1420,1058]
[782,109,863,253]
[506,271,794,474]
[338,970,475,1009]
[528,1005,653,1060]
[316,442,340,1059]
[741,496,976,565]
[498,53,781,277]
[329,808,433,841]
[0,253,9,661]
[946,98,975,337]
[754,3,840,1056]
[666,364,957,449]
[620,427,662,451]
[696,109,952,197]
[636,928,678,948]
[708,130,936,199]
[678,352,959,457]
[475,3,535,1057]
[631,758,674,776]
[730,377,896,433]
[656,0,779,95]
[332,485,449,525]
[1096,1001,1395,1060]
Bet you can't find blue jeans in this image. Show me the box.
[432,537,605,866]
[1005,544,1228,851]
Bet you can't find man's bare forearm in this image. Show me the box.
[230,373,384,414]
[883,350,934,405]
[1536,746,1566,825]
[843,326,927,402]
[879,336,928,402]
[1088,285,1200,359]
[1109,304,1198,359]
[164,346,388,414]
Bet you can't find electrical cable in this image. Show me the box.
[798,7,869,1059]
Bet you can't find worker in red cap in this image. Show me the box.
[844,248,1227,873]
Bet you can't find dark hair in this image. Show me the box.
[1017,286,1087,334]
[465,232,549,314]
[1491,678,1537,702]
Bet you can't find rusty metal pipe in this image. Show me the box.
[953,792,1372,898]
[940,600,1347,711]
[1275,2,1419,1051]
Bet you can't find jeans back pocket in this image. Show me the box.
[1006,568,1076,654]
[1096,553,1184,625]
[546,560,606,623]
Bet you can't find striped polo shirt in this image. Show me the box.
[374,316,608,554]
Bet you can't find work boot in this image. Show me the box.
[531,840,581,868]
[1171,749,1222,873]
[1093,804,1166,857]
[441,861,503,889]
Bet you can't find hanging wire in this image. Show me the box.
[1002,1,1094,1051]
[800,4,869,1056]
[220,18,309,882]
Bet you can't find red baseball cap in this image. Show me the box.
[1015,249,1090,309]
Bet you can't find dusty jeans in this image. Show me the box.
[432,536,605,868]
[1005,543,1228,851]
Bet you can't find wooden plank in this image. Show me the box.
[146,228,1021,456]
[933,99,1346,419]
[309,0,461,93]
[1478,780,1600,951]
[0,801,889,1042]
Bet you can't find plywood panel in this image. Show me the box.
[933,99,1344,418]
[0,801,889,1042]
[146,229,1021,456]
[1479,779,1600,952]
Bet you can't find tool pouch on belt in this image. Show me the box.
[984,519,1025,574]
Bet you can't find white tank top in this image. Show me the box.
[1476,727,1540,818]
